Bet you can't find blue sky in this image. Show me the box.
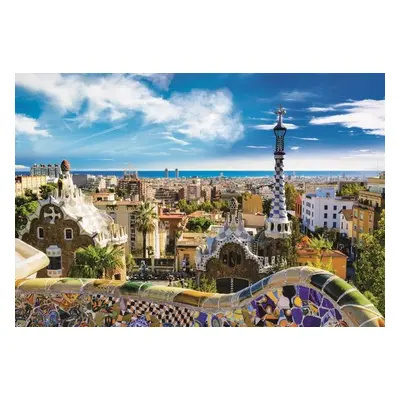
[15,73,385,171]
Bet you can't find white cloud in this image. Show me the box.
[161,132,190,146]
[309,99,385,135]
[246,145,271,149]
[15,164,29,169]
[280,91,317,102]
[15,74,243,143]
[307,107,335,112]
[143,152,169,156]
[169,148,191,153]
[130,73,174,90]
[358,149,370,152]
[292,137,319,141]
[254,123,299,130]
[15,114,52,137]
[290,146,300,150]
[248,117,271,121]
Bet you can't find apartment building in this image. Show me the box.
[302,188,354,232]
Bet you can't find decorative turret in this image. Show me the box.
[265,105,291,238]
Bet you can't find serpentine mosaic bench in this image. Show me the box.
[15,266,385,327]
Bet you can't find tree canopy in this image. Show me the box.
[186,217,213,233]
[15,192,39,237]
[355,210,385,315]
[338,183,363,197]
[136,201,158,258]
[285,183,298,211]
[39,183,58,200]
[70,245,125,279]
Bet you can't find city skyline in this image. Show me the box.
[15,73,385,171]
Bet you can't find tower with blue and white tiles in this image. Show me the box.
[265,105,292,238]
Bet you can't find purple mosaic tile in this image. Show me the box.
[303,315,322,327]
[309,289,323,306]
[298,286,309,301]
[292,308,303,325]
[322,298,335,309]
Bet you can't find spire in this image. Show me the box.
[265,105,291,238]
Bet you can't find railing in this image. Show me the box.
[15,266,384,327]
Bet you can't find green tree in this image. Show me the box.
[70,245,125,279]
[355,210,385,315]
[285,183,298,211]
[339,183,363,197]
[15,193,39,237]
[280,216,302,268]
[125,254,137,277]
[39,183,58,200]
[186,217,213,233]
[306,236,336,274]
[262,198,272,216]
[184,276,217,292]
[136,201,158,258]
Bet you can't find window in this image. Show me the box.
[343,206,347,210]
[333,205,337,210]
[341,222,343,229]
[333,213,337,219]
[312,220,313,226]
[360,212,364,221]
[64,228,73,240]
[354,210,358,218]
[369,214,373,222]
[312,204,314,209]
[324,205,328,210]
[312,212,314,217]
[333,222,337,228]
[354,225,357,231]
[324,213,328,219]
[359,227,363,233]
[37,227,44,239]
[324,222,328,228]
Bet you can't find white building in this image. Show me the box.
[302,188,354,232]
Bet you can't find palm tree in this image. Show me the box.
[136,201,158,258]
[309,236,333,259]
[70,245,125,279]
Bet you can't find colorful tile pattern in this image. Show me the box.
[15,267,385,327]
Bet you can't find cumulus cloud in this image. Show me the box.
[15,114,52,137]
[309,99,385,135]
[253,123,299,130]
[15,74,244,143]
[246,145,271,149]
[15,164,29,169]
[290,146,300,150]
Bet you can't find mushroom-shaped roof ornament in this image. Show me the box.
[61,159,71,173]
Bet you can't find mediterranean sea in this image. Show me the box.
[15,170,379,179]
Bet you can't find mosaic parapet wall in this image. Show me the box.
[15,266,385,327]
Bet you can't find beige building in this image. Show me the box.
[15,175,47,197]
[242,194,263,214]
[94,200,168,257]
[339,209,353,239]
[176,232,206,270]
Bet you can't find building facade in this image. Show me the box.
[301,188,354,232]
[352,176,385,244]
[15,175,47,196]
[20,160,128,279]
[30,163,60,178]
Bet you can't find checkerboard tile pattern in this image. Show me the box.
[269,156,288,220]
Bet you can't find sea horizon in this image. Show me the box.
[14,169,381,179]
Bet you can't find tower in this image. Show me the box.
[255,105,292,269]
[175,168,179,179]
[165,168,169,178]
[265,105,291,237]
